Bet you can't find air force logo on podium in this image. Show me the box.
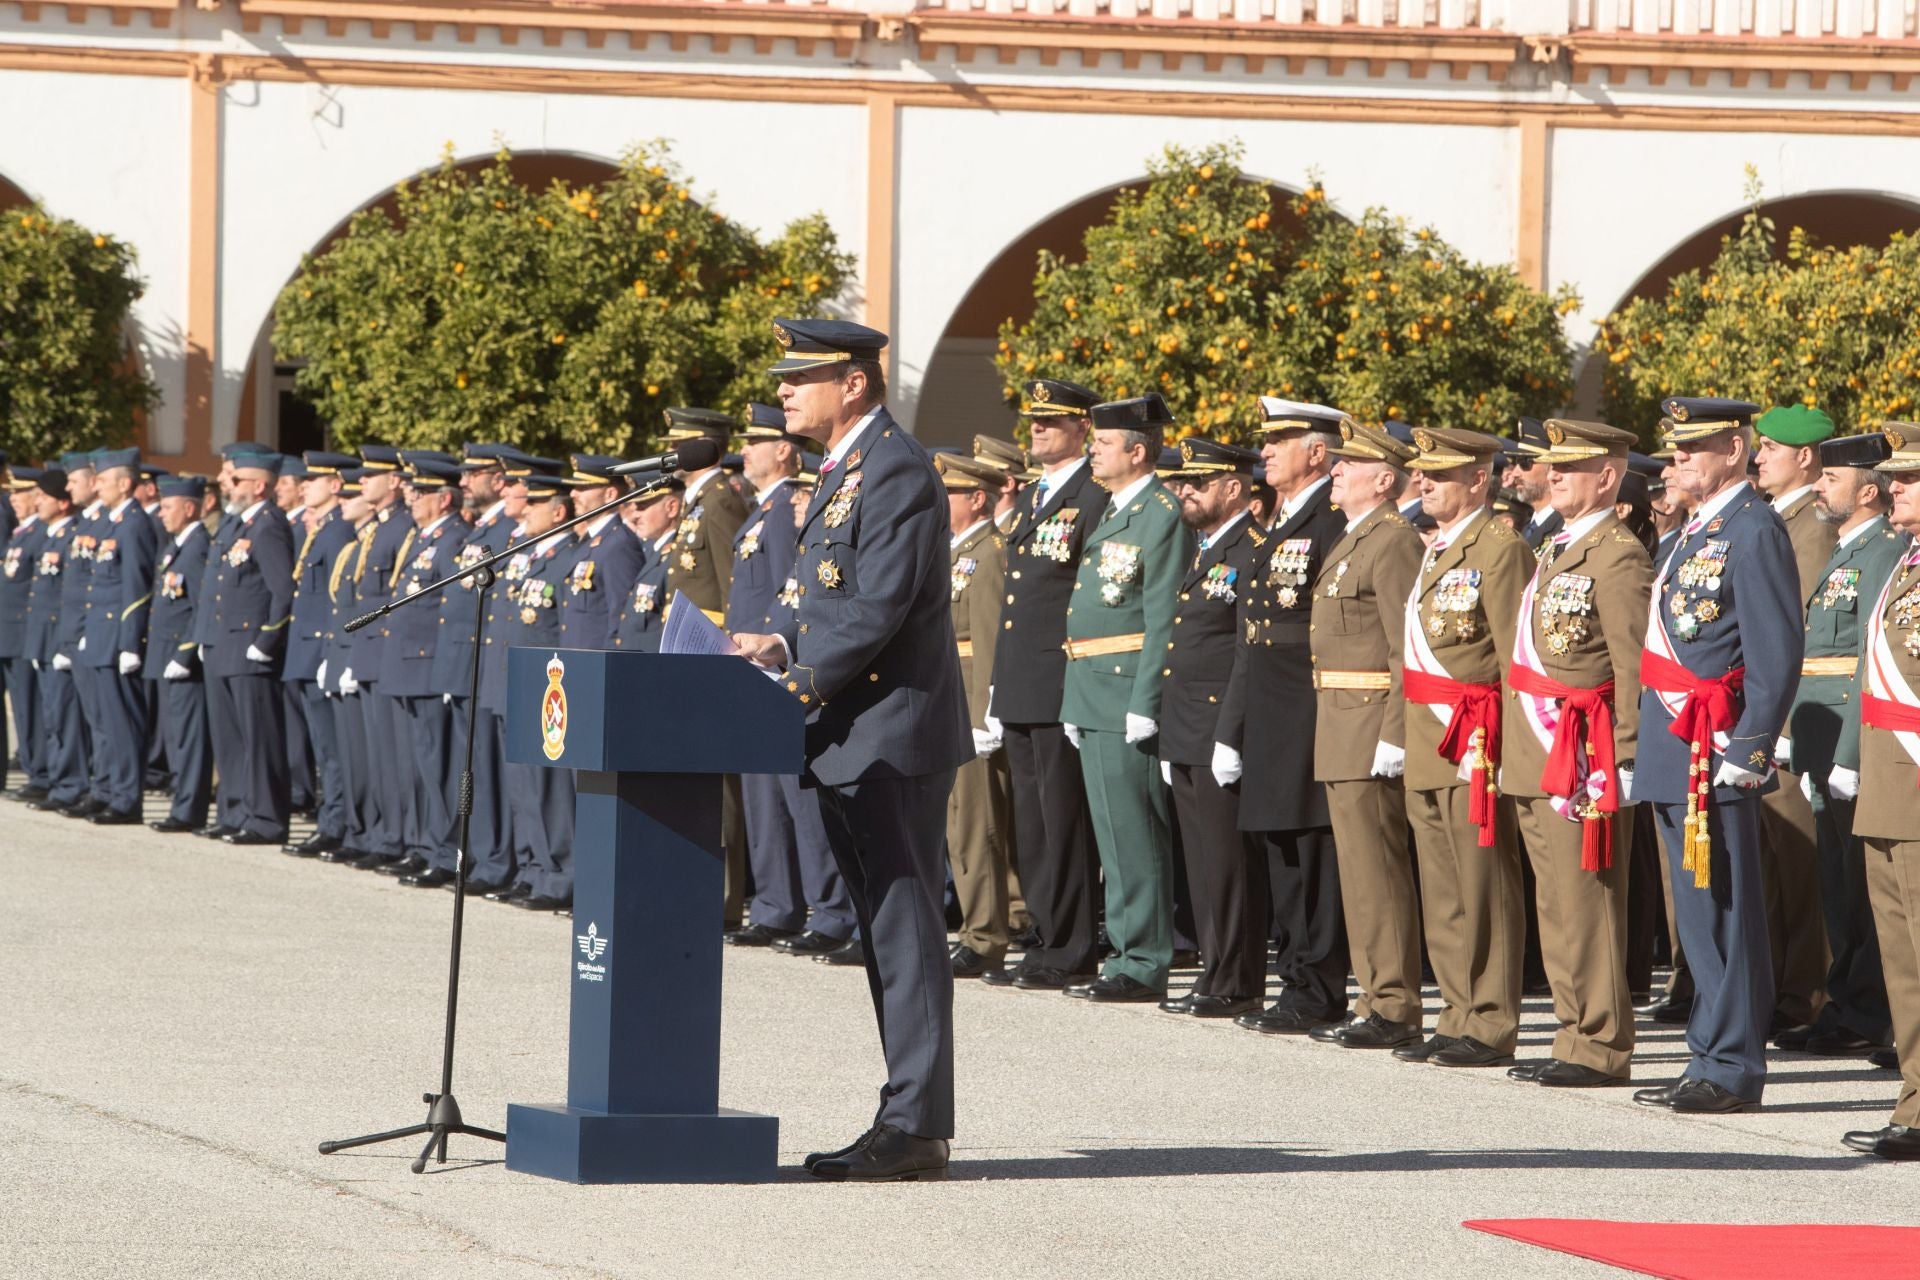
[576,921,608,982]
[541,653,569,761]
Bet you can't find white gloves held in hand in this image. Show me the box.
[118,651,141,675]
[51,653,72,671]
[1063,723,1081,749]
[1829,765,1860,801]
[1124,713,1157,745]
[1713,759,1770,790]
[245,644,271,664]
[1370,741,1405,779]
[338,666,359,696]
[163,659,191,681]
[971,727,1000,759]
[1211,742,1243,788]
[1159,760,1172,787]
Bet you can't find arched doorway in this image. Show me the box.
[233,151,621,458]
[0,171,27,212]
[914,180,1308,450]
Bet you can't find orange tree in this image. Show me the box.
[273,143,851,457]
[1597,176,1920,438]
[995,142,1577,439]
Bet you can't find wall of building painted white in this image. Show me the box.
[215,81,868,445]
[0,69,191,452]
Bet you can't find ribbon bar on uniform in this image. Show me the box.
[1062,633,1145,660]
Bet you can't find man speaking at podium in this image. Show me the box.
[732,318,972,1182]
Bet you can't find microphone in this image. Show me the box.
[608,438,721,477]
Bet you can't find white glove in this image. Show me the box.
[1714,759,1770,790]
[317,660,328,688]
[1211,741,1243,788]
[1618,766,1634,807]
[30,658,40,671]
[1124,713,1157,745]
[1370,740,1405,779]
[984,687,1003,739]
[245,644,270,663]
[77,636,86,652]
[1829,765,1860,801]
[443,692,453,705]
[339,666,359,695]
[1063,723,1081,749]
[1800,771,1813,801]
[163,659,191,681]
[198,644,207,662]
[1159,759,1172,786]
[51,653,72,671]
[1775,735,1793,769]
[971,727,1000,759]
[118,651,141,675]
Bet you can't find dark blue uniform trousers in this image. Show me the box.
[815,769,958,1140]
[295,680,346,841]
[72,662,104,795]
[284,682,316,810]
[90,668,149,814]
[208,671,290,840]
[403,694,455,870]
[38,665,89,805]
[158,678,212,827]
[4,657,43,787]
[498,718,573,901]
[743,771,856,936]
[360,687,410,856]
[1656,795,1773,1101]
[331,692,378,852]
[143,679,166,787]
[449,700,511,885]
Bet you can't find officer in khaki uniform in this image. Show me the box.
[1839,425,1920,1160]
[1753,404,1841,1041]
[972,435,1028,540]
[967,434,1031,927]
[1059,393,1193,1001]
[1304,420,1426,1050]
[1501,420,1651,1087]
[936,452,1015,977]
[663,407,750,621]
[1400,427,1535,1068]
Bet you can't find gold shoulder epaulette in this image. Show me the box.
[1155,490,1176,510]
[1249,528,1268,547]
[1485,518,1518,542]
[1381,510,1408,526]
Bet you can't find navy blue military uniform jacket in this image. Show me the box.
[558,515,645,652]
[773,409,971,788]
[1,516,45,662]
[725,479,801,634]
[612,535,674,653]
[79,499,157,668]
[987,459,1107,726]
[431,503,516,695]
[145,524,210,681]
[480,533,571,711]
[1159,511,1264,768]
[349,505,416,687]
[27,516,73,664]
[285,508,355,684]
[380,513,471,696]
[194,501,297,679]
[56,504,103,659]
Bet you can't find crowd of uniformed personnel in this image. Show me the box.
[6,377,1920,1161]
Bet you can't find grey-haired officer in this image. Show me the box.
[611,477,682,654]
[3,467,49,800]
[339,445,415,867]
[1633,396,1805,1114]
[26,471,86,812]
[726,404,856,954]
[279,452,357,855]
[196,451,297,845]
[73,447,156,824]
[383,457,472,888]
[557,455,646,653]
[145,476,215,833]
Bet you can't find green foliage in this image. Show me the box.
[0,206,157,462]
[996,142,1578,439]
[1598,166,1920,437]
[273,143,853,456]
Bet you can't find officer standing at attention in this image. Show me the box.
[732,318,971,1182]
[1750,405,1840,1046]
[145,476,215,834]
[727,405,857,956]
[1154,439,1265,1017]
[1789,431,1908,1055]
[280,452,356,856]
[981,378,1109,992]
[1839,424,1920,1160]
[663,407,750,621]
[2,467,48,802]
[313,470,379,864]
[53,452,100,815]
[74,448,157,824]
[934,451,1015,978]
[197,451,297,846]
[26,471,86,813]
[1502,421,1651,1088]
[611,479,682,655]
[1058,393,1192,1004]
[342,446,416,869]
[1634,396,1804,1114]
[557,455,645,652]
[1398,428,1534,1068]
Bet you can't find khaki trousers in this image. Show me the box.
[1326,777,1423,1027]
[947,746,1014,963]
[1865,837,1920,1128]
[1409,784,1524,1053]
[1514,797,1636,1075]
[1761,773,1832,1027]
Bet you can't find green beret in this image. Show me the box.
[1756,405,1836,447]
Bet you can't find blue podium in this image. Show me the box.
[501,649,802,1183]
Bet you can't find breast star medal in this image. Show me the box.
[817,558,843,590]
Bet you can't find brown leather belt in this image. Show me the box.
[1801,656,1858,677]
[1063,633,1146,660]
[1314,669,1391,691]
[955,639,974,660]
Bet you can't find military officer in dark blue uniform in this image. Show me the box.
[3,467,49,801]
[279,452,357,855]
[52,452,101,815]
[732,318,971,1182]
[316,469,380,863]
[726,403,856,954]
[145,476,215,833]
[74,448,157,824]
[340,445,416,867]
[610,478,681,654]
[1634,396,1805,1114]
[556,455,646,652]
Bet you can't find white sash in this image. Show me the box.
[1510,557,1591,820]
[1403,560,1455,728]
[1643,529,1730,755]
[1864,560,1920,770]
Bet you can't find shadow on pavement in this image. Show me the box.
[949,1145,1872,1180]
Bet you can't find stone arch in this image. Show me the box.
[231,150,623,458]
[0,170,28,211]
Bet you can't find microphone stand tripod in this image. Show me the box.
[316,471,675,1174]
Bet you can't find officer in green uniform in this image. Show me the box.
[1060,393,1193,1001]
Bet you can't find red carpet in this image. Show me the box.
[1463,1219,1920,1278]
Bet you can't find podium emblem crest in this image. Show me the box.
[541,653,569,761]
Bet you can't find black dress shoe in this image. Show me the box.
[149,817,197,834]
[400,869,455,888]
[726,923,798,948]
[282,832,340,856]
[1804,1028,1888,1056]
[223,830,280,847]
[375,855,427,878]
[1772,1022,1817,1050]
[518,895,571,911]
[12,785,49,802]
[1065,974,1161,1003]
[1335,1013,1423,1050]
[460,877,512,897]
[804,1127,878,1171]
[1188,994,1260,1019]
[1844,1125,1899,1154]
[64,797,105,819]
[1308,1013,1360,1043]
[1507,1061,1549,1083]
[1158,992,1198,1014]
[317,846,365,863]
[979,964,1024,988]
[348,850,399,869]
[1010,925,1040,950]
[1012,966,1079,991]
[1396,1034,1458,1063]
[1670,1079,1758,1114]
[809,1123,948,1182]
[1871,1049,1901,1071]
[1872,1125,1920,1160]
[88,808,140,825]
[1536,1060,1630,1088]
[950,946,1001,979]
[1431,1036,1513,1068]
[773,929,847,957]
[486,882,531,903]
[1235,1005,1338,1036]
[197,823,238,839]
[1637,995,1693,1025]
[1633,1080,1687,1109]
[816,938,866,966]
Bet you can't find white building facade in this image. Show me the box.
[3,0,1919,466]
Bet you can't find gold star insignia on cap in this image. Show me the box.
[1032,382,1052,403]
